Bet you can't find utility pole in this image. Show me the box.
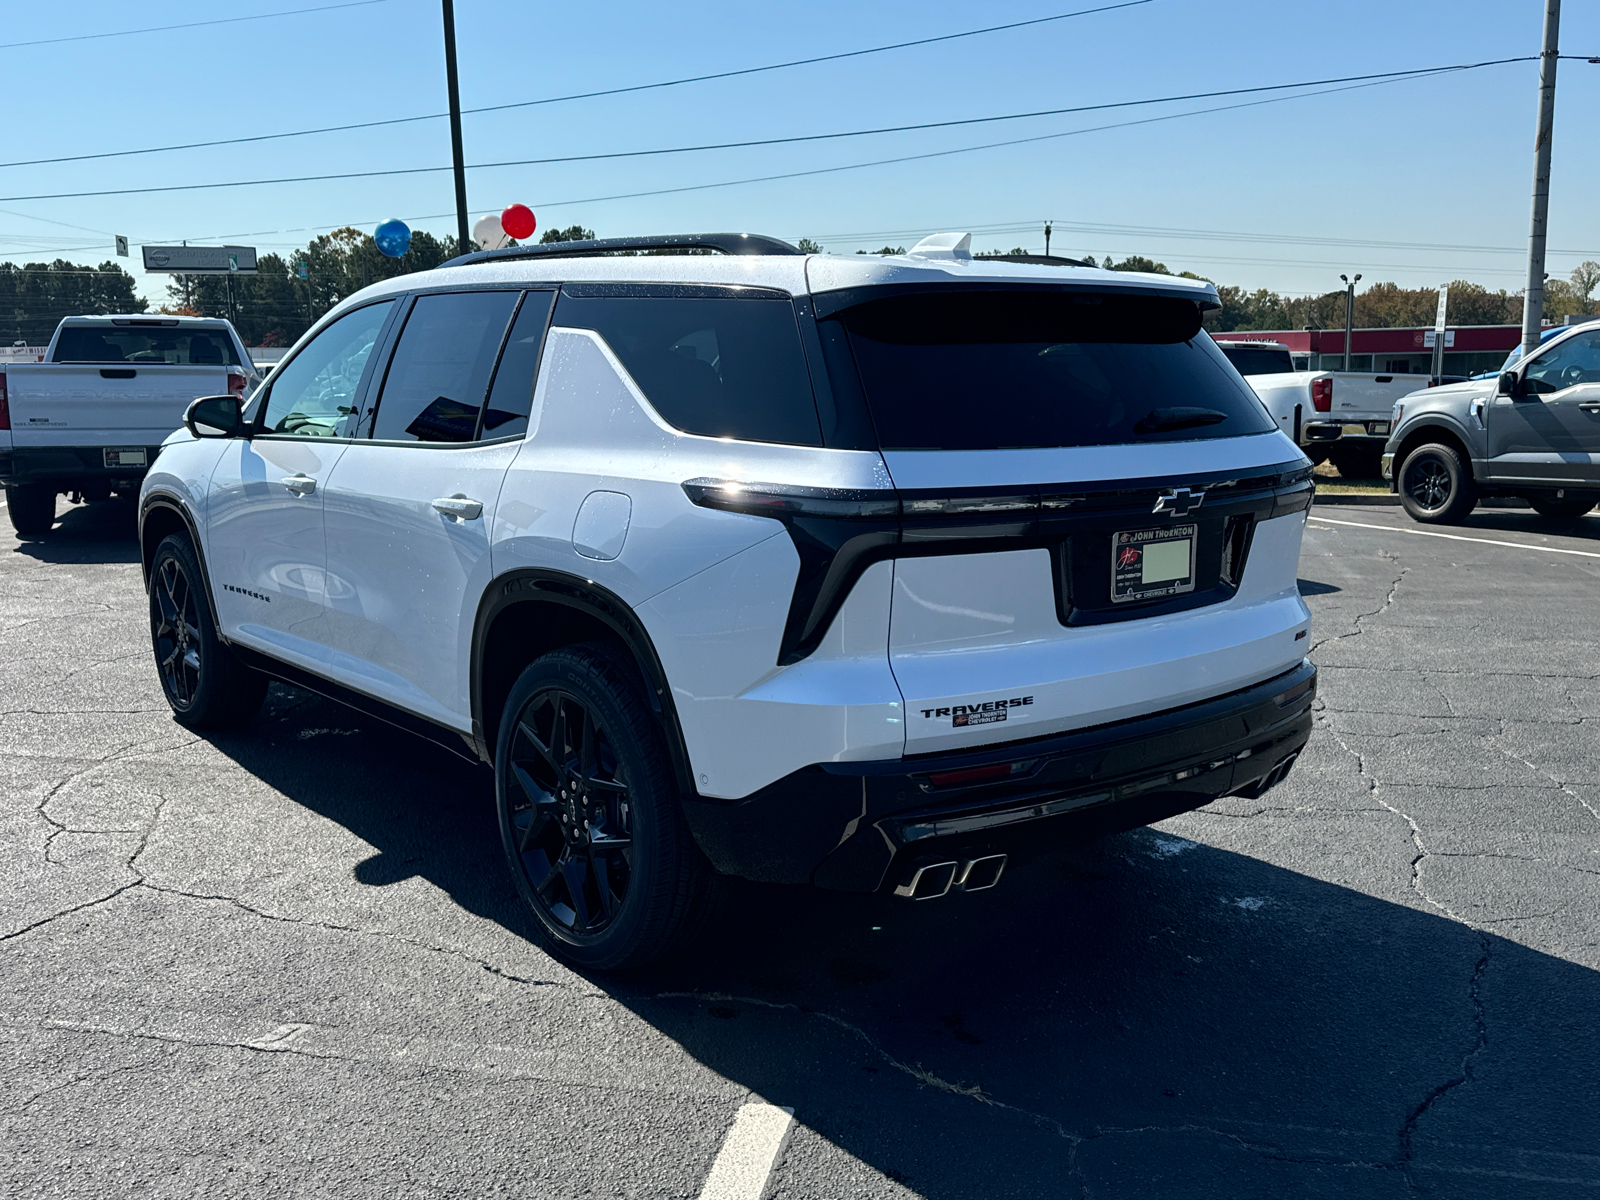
[1339,273,1361,371]
[441,0,471,254]
[1522,0,1561,356]
[1044,222,1052,257]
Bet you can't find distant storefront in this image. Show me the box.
[1213,325,1525,377]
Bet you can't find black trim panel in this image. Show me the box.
[678,661,1316,890]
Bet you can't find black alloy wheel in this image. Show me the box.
[152,553,202,709]
[506,687,635,936]
[495,645,715,970]
[147,533,267,728]
[1399,443,1476,524]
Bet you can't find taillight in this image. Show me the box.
[227,373,247,397]
[0,372,9,430]
[1311,377,1333,413]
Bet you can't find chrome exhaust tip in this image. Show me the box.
[957,853,1007,892]
[894,861,959,900]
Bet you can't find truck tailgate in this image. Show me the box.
[1331,374,1428,419]
[4,364,225,445]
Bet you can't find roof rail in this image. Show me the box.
[980,253,1095,269]
[441,232,803,269]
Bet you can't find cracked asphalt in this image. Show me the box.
[3,497,1598,1199]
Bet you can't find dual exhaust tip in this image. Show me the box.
[893,854,1007,900]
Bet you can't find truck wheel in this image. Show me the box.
[6,485,56,536]
[1527,492,1598,521]
[1328,445,1382,480]
[1399,443,1477,525]
[495,644,716,970]
[148,533,267,728]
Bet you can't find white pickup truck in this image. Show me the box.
[0,315,258,535]
[1214,338,1429,478]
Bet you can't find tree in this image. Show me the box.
[541,225,595,243]
[1569,261,1600,315]
[1105,255,1170,275]
[794,238,822,253]
[0,260,145,344]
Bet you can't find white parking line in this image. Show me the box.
[1307,515,1600,560]
[697,1102,796,1200]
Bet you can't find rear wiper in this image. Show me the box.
[1134,407,1228,434]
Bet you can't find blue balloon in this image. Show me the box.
[374,218,411,258]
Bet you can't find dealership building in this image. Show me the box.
[1212,324,1524,377]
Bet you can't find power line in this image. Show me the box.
[0,1,1156,171]
[0,57,1537,203]
[0,0,387,52]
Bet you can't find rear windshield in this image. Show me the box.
[1218,344,1294,376]
[53,325,240,366]
[832,290,1273,451]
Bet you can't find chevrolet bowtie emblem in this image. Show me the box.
[1153,487,1205,517]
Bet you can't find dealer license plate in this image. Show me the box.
[103,448,147,468]
[1111,524,1197,603]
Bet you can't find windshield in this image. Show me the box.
[830,289,1273,451]
[53,325,240,366]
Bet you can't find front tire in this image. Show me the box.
[148,533,267,728]
[1527,491,1597,521]
[495,645,714,970]
[1399,443,1477,524]
[7,485,56,536]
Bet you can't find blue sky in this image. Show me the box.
[4,0,1598,309]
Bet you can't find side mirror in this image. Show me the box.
[1496,372,1520,398]
[184,394,244,438]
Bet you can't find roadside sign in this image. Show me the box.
[141,244,258,274]
[1430,286,1450,379]
[1422,330,1455,348]
[296,261,309,280]
[114,235,128,257]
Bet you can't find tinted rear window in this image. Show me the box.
[554,291,822,446]
[53,326,239,366]
[1219,345,1294,375]
[834,290,1273,451]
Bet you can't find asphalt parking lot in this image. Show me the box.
[2,497,1597,1199]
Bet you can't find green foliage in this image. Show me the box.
[540,225,595,243]
[0,260,145,344]
[794,238,822,253]
[855,246,906,255]
[974,247,1029,258]
[1105,255,1171,275]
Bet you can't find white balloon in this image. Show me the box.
[473,213,509,251]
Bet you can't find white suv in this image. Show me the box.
[139,232,1317,968]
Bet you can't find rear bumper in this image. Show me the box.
[680,660,1317,892]
[0,445,158,491]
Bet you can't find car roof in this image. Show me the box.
[59,315,234,327]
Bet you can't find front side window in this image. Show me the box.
[554,291,823,446]
[369,290,519,442]
[260,301,394,437]
[54,326,241,365]
[833,289,1274,451]
[1523,330,1600,395]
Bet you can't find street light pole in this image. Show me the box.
[1522,0,1561,357]
[1339,273,1361,371]
[441,0,471,254]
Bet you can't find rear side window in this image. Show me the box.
[370,290,518,442]
[53,326,240,366]
[481,291,556,440]
[1218,345,1294,376]
[554,291,822,446]
[833,290,1274,451]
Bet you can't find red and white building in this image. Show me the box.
[1213,325,1523,377]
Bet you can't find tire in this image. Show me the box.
[1527,491,1597,521]
[1399,443,1477,524]
[148,533,267,728]
[1327,444,1383,480]
[495,644,715,970]
[7,485,56,536]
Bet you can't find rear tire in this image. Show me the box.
[148,533,267,728]
[1527,491,1597,521]
[7,485,56,536]
[1399,443,1477,524]
[495,644,715,970]
[1328,444,1383,480]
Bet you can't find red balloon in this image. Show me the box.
[501,204,536,241]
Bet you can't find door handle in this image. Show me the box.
[432,494,483,521]
[1578,402,1600,413]
[280,474,316,496]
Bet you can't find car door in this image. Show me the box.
[1487,328,1600,485]
[318,288,555,728]
[207,299,397,666]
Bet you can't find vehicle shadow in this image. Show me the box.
[204,684,1600,1199]
[1462,509,1600,541]
[5,497,140,564]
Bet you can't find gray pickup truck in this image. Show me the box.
[1383,320,1600,523]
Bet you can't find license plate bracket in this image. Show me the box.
[103,447,147,469]
[1111,523,1197,603]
